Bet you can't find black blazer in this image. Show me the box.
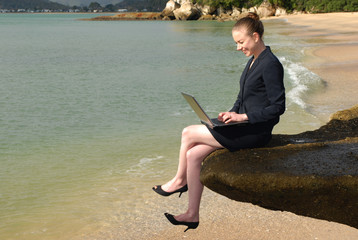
[230,47,285,126]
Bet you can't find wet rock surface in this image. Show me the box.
[200,104,358,228]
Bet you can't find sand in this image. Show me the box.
[280,12,358,121]
[148,13,358,240]
[145,189,358,240]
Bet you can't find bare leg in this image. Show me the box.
[160,125,222,192]
[161,125,223,221]
[175,144,218,222]
[160,127,194,192]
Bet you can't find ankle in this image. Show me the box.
[184,210,199,222]
[174,177,187,186]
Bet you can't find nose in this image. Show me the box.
[236,43,242,51]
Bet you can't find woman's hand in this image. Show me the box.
[218,112,248,124]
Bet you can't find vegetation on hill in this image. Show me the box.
[0,0,68,10]
[193,0,358,12]
[85,0,168,12]
[0,0,167,12]
[114,0,167,12]
[1,0,357,13]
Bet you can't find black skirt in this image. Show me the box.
[208,122,273,152]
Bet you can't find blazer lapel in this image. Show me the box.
[240,57,254,88]
[248,58,259,73]
[239,57,254,104]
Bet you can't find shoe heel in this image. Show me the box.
[153,184,188,197]
[164,213,199,232]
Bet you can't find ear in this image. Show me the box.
[252,32,260,42]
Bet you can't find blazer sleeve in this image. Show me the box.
[229,92,241,112]
[246,60,285,124]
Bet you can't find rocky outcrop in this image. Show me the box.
[200,104,358,229]
[196,4,216,15]
[198,14,216,21]
[275,6,287,16]
[161,0,180,20]
[173,2,201,20]
[85,12,162,21]
[87,1,291,21]
[231,7,243,19]
[257,0,276,18]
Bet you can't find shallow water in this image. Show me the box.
[0,14,326,239]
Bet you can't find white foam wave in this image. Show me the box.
[279,56,322,109]
[126,155,164,175]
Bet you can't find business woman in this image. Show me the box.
[152,12,285,232]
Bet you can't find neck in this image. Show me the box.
[253,41,266,60]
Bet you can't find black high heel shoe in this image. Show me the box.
[152,184,188,197]
[164,213,199,232]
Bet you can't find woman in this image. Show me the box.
[152,12,285,232]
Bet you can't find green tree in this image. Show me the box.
[326,0,346,12]
[88,2,102,11]
[104,4,116,12]
[344,0,358,11]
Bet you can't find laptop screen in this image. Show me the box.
[181,92,212,126]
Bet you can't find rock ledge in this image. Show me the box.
[200,104,358,228]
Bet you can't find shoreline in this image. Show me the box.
[275,12,358,122]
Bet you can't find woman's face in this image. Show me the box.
[232,28,257,57]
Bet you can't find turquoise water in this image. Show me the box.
[0,14,324,239]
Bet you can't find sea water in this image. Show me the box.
[0,14,324,239]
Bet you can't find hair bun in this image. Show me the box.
[247,12,260,21]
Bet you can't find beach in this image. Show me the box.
[1,12,357,240]
[282,12,358,121]
[146,12,358,240]
[146,190,358,240]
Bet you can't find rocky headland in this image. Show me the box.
[86,0,289,21]
[84,12,162,21]
[160,0,286,21]
[200,104,358,229]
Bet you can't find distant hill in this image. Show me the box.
[114,0,167,12]
[0,0,167,11]
[54,0,167,11]
[0,0,68,9]
[53,0,122,7]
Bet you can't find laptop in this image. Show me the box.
[181,92,248,129]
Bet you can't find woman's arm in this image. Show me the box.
[246,60,285,124]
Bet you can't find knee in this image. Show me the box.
[181,126,194,143]
[186,148,203,167]
[186,148,196,164]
